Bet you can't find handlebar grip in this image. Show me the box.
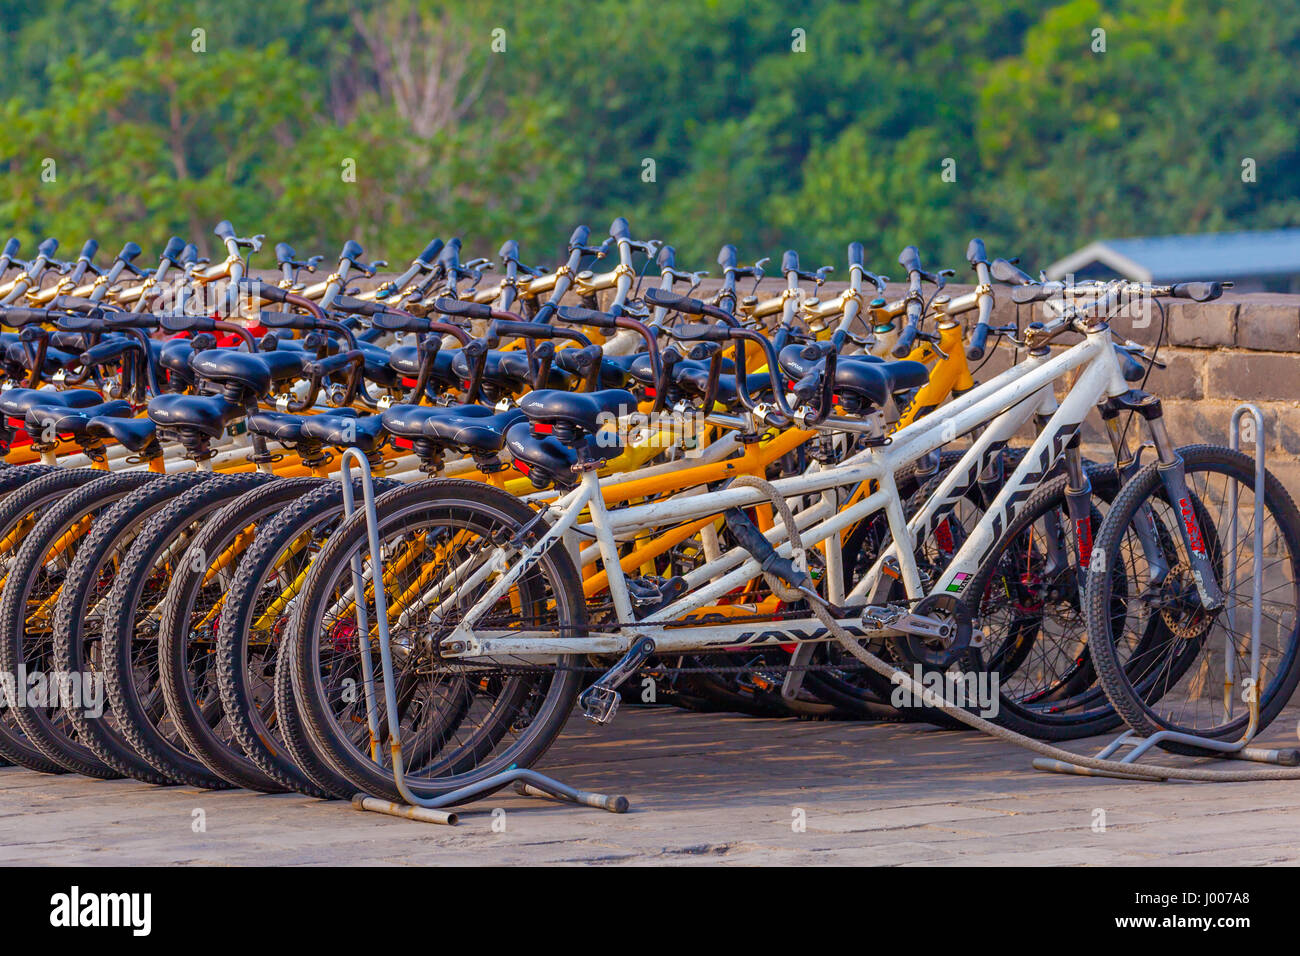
[160,314,216,333]
[491,319,552,341]
[498,239,520,261]
[644,287,705,315]
[1171,281,1223,302]
[161,236,186,263]
[105,313,160,330]
[568,225,591,250]
[80,339,137,365]
[556,305,617,329]
[990,258,1034,285]
[37,237,59,258]
[717,244,738,270]
[331,293,385,316]
[966,238,987,265]
[966,322,992,361]
[416,238,444,265]
[847,242,865,268]
[181,243,198,264]
[56,314,103,332]
[275,242,296,264]
[340,239,364,263]
[433,297,492,320]
[609,217,631,241]
[51,295,105,314]
[781,249,799,274]
[656,244,676,270]
[438,238,462,266]
[118,241,142,263]
[237,278,289,304]
[897,245,922,274]
[2,238,18,258]
[892,322,921,358]
[0,306,51,326]
[668,322,732,343]
[1010,284,1053,304]
[213,221,235,241]
[369,311,426,333]
[258,310,317,330]
[78,239,99,262]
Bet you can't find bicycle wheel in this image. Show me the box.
[51,472,214,784]
[956,472,1126,740]
[0,466,112,770]
[157,475,327,792]
[286,478,586,803]
[215,477,401,799]
[880,456,1121,738]
[0,462,56,769]
[100,471,277,788]
[0,469,158,776]
[1087,444,1300,749]
[817,449,1035,725]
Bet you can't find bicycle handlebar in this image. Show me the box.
[568,225,591,251]
[416,237,444,266]
[433,297,493,320]
[964,237,995,361]
[890,246,925,358]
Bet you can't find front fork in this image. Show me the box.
[1111,391,1225,609]
[1099,399,1170,585]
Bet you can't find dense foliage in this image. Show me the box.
[1,0,1297,272]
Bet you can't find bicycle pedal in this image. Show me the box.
[578,636,657,724]
[579,685,622,724]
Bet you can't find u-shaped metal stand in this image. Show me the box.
[1036,404,1300,778]
[336,449,630,824]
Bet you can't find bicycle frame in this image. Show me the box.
[434,325,1133,660]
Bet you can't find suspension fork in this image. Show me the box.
[1099,398,1170,584]
[1026,412,1071,578]
[1117,391,1225,608]
[1060,439,1094,592]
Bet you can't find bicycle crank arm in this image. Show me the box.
[578,636,657,724]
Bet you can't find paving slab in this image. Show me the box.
[2,704,1300,865]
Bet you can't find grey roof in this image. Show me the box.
[1046,229,1300,282]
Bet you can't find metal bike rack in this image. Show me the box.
[1035,403,1300,778]
[335,448,631,824]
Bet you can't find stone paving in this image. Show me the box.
[3,704,1300,865]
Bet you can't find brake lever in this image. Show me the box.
[799,265,834,287]
[234,234,265,254]
[1121,339,1167,369]
[1000,325,1027,348]
[916,330,949,361]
